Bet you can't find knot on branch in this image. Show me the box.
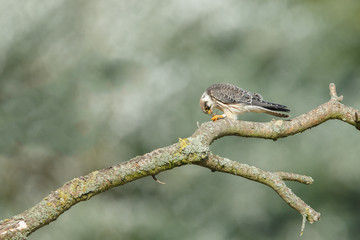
[177,137,209,157]
[329,83,343,102]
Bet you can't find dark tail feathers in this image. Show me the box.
[260,101,290,112]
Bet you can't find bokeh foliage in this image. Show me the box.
[0,0,359,239]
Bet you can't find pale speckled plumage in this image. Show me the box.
[200,83,290,120]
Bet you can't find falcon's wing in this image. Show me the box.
[207,83,289,112]
[206,83,262,104]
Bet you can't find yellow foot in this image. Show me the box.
[211,115,226,121]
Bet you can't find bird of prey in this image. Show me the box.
[200,83,290,121]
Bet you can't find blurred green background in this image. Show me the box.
[0,0,359,239]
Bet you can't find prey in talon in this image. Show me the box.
[200,83,290,121]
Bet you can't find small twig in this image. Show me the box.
[300,214,306,236]
[276,172,314,185]
[329,83,343,102]
[152,175,166,185]
[355,112,360,131]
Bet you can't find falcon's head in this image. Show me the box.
[200,92,214,115]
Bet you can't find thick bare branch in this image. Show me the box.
[0,83,358,239]
[0,139,209,239]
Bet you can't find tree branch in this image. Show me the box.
[196,154,320,224]
[0,83,358,239]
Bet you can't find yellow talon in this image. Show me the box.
[211,115,225,121]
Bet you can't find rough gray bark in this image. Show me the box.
[0,83,359,239]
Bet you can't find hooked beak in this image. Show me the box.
[200,99,212,115]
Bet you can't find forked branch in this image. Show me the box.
[196,154,320,224]
[0,83,358,239]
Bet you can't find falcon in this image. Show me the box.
[200,83,290,121]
